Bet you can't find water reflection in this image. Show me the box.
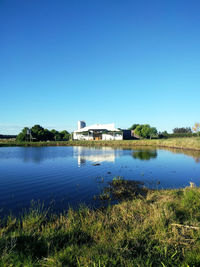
[1,146,199,165]
[0,147,73,163]
[21,148,48,163]
[132,150,157,161]
[162,148,200,164]
[73,146,120,166]
[1,145,200,218]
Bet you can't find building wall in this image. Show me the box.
[102,133,123,140]
[122,130,132,140]
[73,133,93,140]
[73,132,123,140]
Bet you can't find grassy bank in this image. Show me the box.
[0,137,200,151]
[1,185,200,266]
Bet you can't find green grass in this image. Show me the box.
[1,137,200,151]
[1,185,200,266]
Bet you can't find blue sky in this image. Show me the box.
[0,0,200,134]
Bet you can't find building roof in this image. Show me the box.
[74,123,121,133]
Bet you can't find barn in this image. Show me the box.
[73,121,125,140]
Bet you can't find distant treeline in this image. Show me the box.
[159,127,198,138]
[0,134,17,139]
[16,125,71,142]
[159,132,198,138]
[173,127,192,133]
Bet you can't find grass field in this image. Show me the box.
[1,183,200,266]
[1,137,200,151]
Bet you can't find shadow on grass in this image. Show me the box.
[0,230,93,261]
[48,229,93,249]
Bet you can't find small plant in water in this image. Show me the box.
[112,176,124,185]
[99,192,111,200]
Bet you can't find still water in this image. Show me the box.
[0,146,200,217]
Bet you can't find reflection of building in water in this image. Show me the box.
[73,146,118,166]
[78,157,86,166]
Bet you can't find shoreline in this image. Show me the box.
[0,137,200,151]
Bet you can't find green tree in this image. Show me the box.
[149,127,158,139]
[173,127,192,134]
[31,125,44,140]
[158,131,169,139]
[17,125,70,142]
[51,129,60,141]
[60,130,70,141]
[129,124,140,130]
[30,125,54,141]
[135,124,158,139]
[141,124,151,138]
[16,127,29,142]
[134,125,143,137]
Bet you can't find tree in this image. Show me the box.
[158,131,169,139]
[16,125,70,142]
[31,125,45,141]
[193,123,200,136]
[141,125,151,138]
[16,127,29,142]
[134,124,158,139]
[51,129,60,141]
[149,127,158,139]
[51,130,70,141]
[60,130,70,141]
[134,125,142,138]
[173,127,192,134]
[129,124,140,130]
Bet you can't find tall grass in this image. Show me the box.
[1,186,200,266]
[1,137,200,151]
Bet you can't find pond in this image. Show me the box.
[0,146,200,217]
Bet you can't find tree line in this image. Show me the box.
[16,125,71,142]
[16,123,200,142]
[129,123,200,139]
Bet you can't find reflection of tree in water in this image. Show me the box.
[132,150,157,161]
[164,148,200,164]
[21,148,46,163]
[195,158,200,163]
[20,147,72,163]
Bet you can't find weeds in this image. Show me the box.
[1,186,200,266]
[103,177,147,201]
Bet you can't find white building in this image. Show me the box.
[73,121,123,141]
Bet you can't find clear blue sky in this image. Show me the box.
[1,0,200,134]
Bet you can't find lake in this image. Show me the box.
[0,146,200,217]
